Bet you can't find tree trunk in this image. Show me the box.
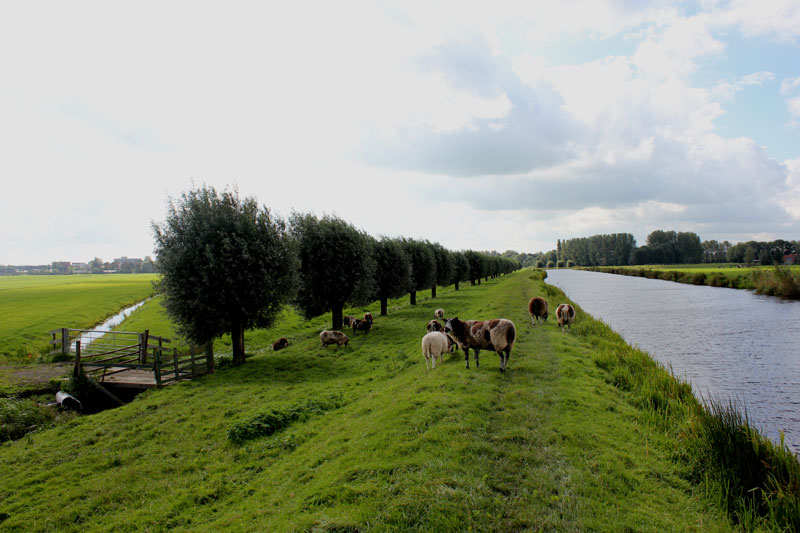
[332,305,343,331]
[455,280,460,291]
[431,285,437,298]
[410,291,416,305]
[232,324,245,365]
[380,297,388,316]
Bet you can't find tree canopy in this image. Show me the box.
[290,213,376,329]
[372,237,411,316]
[152,185,296,365]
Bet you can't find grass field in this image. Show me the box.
[0,270,741,531]
[0,274,158,360]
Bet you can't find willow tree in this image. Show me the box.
[451,251,470,290]
[430,242,454,298]
[152,185,296,366]
[400,238,436,306]
[372,237,411,316]
[290,213,375,330]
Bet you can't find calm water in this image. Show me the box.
[546,269,800,454]
[74,298,150,349]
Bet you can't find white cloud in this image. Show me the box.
[1,1,800,264]
[713,71,775,101]
[779,76,800,95]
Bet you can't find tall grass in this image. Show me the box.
[752,266,800,299]
[577,294,800,530]
[682,397,800,530]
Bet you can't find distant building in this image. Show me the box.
[784,254,797,265]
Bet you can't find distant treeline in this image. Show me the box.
[554,231,798,267]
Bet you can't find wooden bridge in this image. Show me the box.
[50,328,213,390]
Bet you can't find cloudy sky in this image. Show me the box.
[2,0,799,264]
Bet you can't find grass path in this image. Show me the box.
[0,271,732,531]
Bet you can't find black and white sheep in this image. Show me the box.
[556,304,576,332]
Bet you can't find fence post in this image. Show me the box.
[173,348,180,380]
[73,341,82,378]
[61,328,69,357]
[139,330,149,364]
[154,345,162,388]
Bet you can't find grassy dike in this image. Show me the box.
[0,270,735,531]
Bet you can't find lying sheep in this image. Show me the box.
[272,337,289,351]
[434,308,444,318]
[421,331,454,370]
[556,303,576,332]
[320,330,349,347]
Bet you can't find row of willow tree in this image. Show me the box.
[556,230,798,267]
[152,186,520,365]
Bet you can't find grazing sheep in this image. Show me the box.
[320,330,349,347]
[556,304,576,332]
[343,315,357,328]
[352,318,372,335]
[363,312,373,325]
[427,319,443,332]
[444,317,516,372]
[272,337,289,351]
[421,331,454,370]
[434,308,444,318]
[528,297,549,326]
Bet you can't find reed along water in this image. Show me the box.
[546,269,800,455]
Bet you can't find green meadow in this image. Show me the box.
[0,270,742,531]
[0,274,158,360]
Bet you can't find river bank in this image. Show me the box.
[581,264,800,299]
[1,270,796,530]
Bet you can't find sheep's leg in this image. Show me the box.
[474,348,480,368]
[464,347,470,369]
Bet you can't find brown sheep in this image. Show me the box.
[444,317,516,372]
[352,318,372,335]
[427,319,443,332]
[272,337,289,351]
[528,297,549,326]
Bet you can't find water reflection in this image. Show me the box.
[546,269,800,454]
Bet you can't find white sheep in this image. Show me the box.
[421,331,453,370]
[434,308,444,318]
[320,330,350,347]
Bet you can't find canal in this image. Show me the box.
[546,269,800,454]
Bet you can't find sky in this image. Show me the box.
[1,0,799,265]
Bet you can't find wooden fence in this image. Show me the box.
[50,328,213,389]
